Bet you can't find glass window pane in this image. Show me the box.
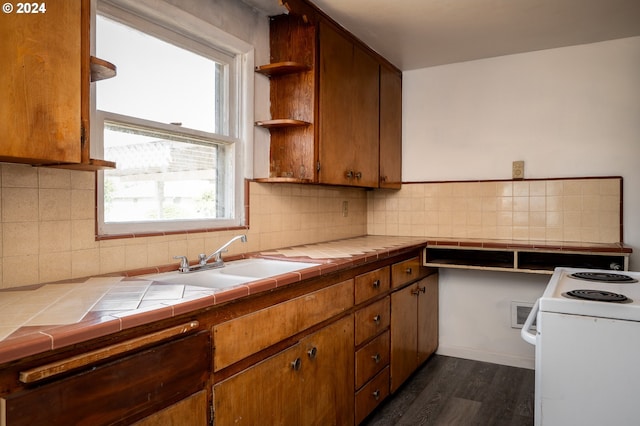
[103,123,232,223]
[96,15,224,134]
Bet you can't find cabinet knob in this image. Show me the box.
[380,175,388,182]
[405,267,413,274]
[291,357,301,371]
[372,389,381,400]
[345,170,354,179]
[419,286,426,293]
[373,314,381,324]
[372,279,381,289]
[307,346,317,360]
[354,171,362,179]
[371,353,381,364]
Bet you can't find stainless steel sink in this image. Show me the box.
[145,258,319,290]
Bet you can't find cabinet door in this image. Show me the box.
[318,22,379,187]
[379,65,402,189]
[417,274,439,364]
[390,285,418,393]
[300,316,354,425]
[214,316,354,426]
[132,390,207,426]
[214,343,302,425]
[0,0,82,164]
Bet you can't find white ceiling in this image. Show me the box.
[243,0,640,71]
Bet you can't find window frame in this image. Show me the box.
[92,0,254,237]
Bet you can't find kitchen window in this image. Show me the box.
[94,0,252,236]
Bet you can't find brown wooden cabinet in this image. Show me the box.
[213,278,354,372]
[213,316,354,425]
[132,390,208,426]
[318,21,379,187]
[1,329,210,425]
[0,0,115,169]
[255,3,401,189]
[379,64,403,189]
[353,266,392,423]
[390,273,439,393]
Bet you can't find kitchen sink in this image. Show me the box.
[146,258,319,290]
[216,258,319,278]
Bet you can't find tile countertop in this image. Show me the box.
[0,235,631,365]
[0,235,429,365]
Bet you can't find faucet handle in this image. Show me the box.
[198,253,207,265]
[173,256,190,272]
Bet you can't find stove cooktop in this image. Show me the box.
[540,268,640,321]
[569,271,638,283]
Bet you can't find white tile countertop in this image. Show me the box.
[0,235,429,364]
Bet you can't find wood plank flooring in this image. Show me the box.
[362,355,535,426]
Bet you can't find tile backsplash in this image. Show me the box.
[367,178,622,243]
[0,163,622,290]
[0,164,366,289]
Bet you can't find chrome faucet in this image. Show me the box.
[173,234,247,273]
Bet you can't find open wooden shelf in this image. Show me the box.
[253,177,315,184]
[90,56,117,82]
[255,119,311,128]
[255,61,311,77]
[424,245,630,274]
[45,158,116,171]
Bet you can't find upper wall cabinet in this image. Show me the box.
[255,1,402,189]
[318,21,379,187]
[379,65,403,189]
[0,0,115,169]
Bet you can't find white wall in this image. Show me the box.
[403,37,640,368]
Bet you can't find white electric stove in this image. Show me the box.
[522,267,640,426]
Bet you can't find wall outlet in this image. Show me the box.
[341,200,348,217]
[512,161,525,180]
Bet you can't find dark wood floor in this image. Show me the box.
[362,355,535,426]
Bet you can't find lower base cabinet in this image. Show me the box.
[132,390,208,426]
[213,315,355,425]
[355,366,390,424]
[1,331,210,425]
[390,273,439,393]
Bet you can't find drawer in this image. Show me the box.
[2,331,210,426]
[214,279,354,371]
[355,330,389,389]
[355,266,390,305]
[355,366,390,425]
[391,256,422,289]
[355,296,390,346]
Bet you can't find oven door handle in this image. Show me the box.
[521,299,539,345]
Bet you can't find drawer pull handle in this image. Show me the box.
[372,353,381,364]
[291,357,302,371]
[411,286,426,296]
[373,314,381,324]
[19,321,200,384]
[372,389,381,400]
[405,267,413,274]
[372,279,380,289]
[307,346,317,360]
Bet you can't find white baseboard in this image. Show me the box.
[436,345,535,370]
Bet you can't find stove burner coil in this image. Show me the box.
[569,272,638,283]
[563,289,630,303]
